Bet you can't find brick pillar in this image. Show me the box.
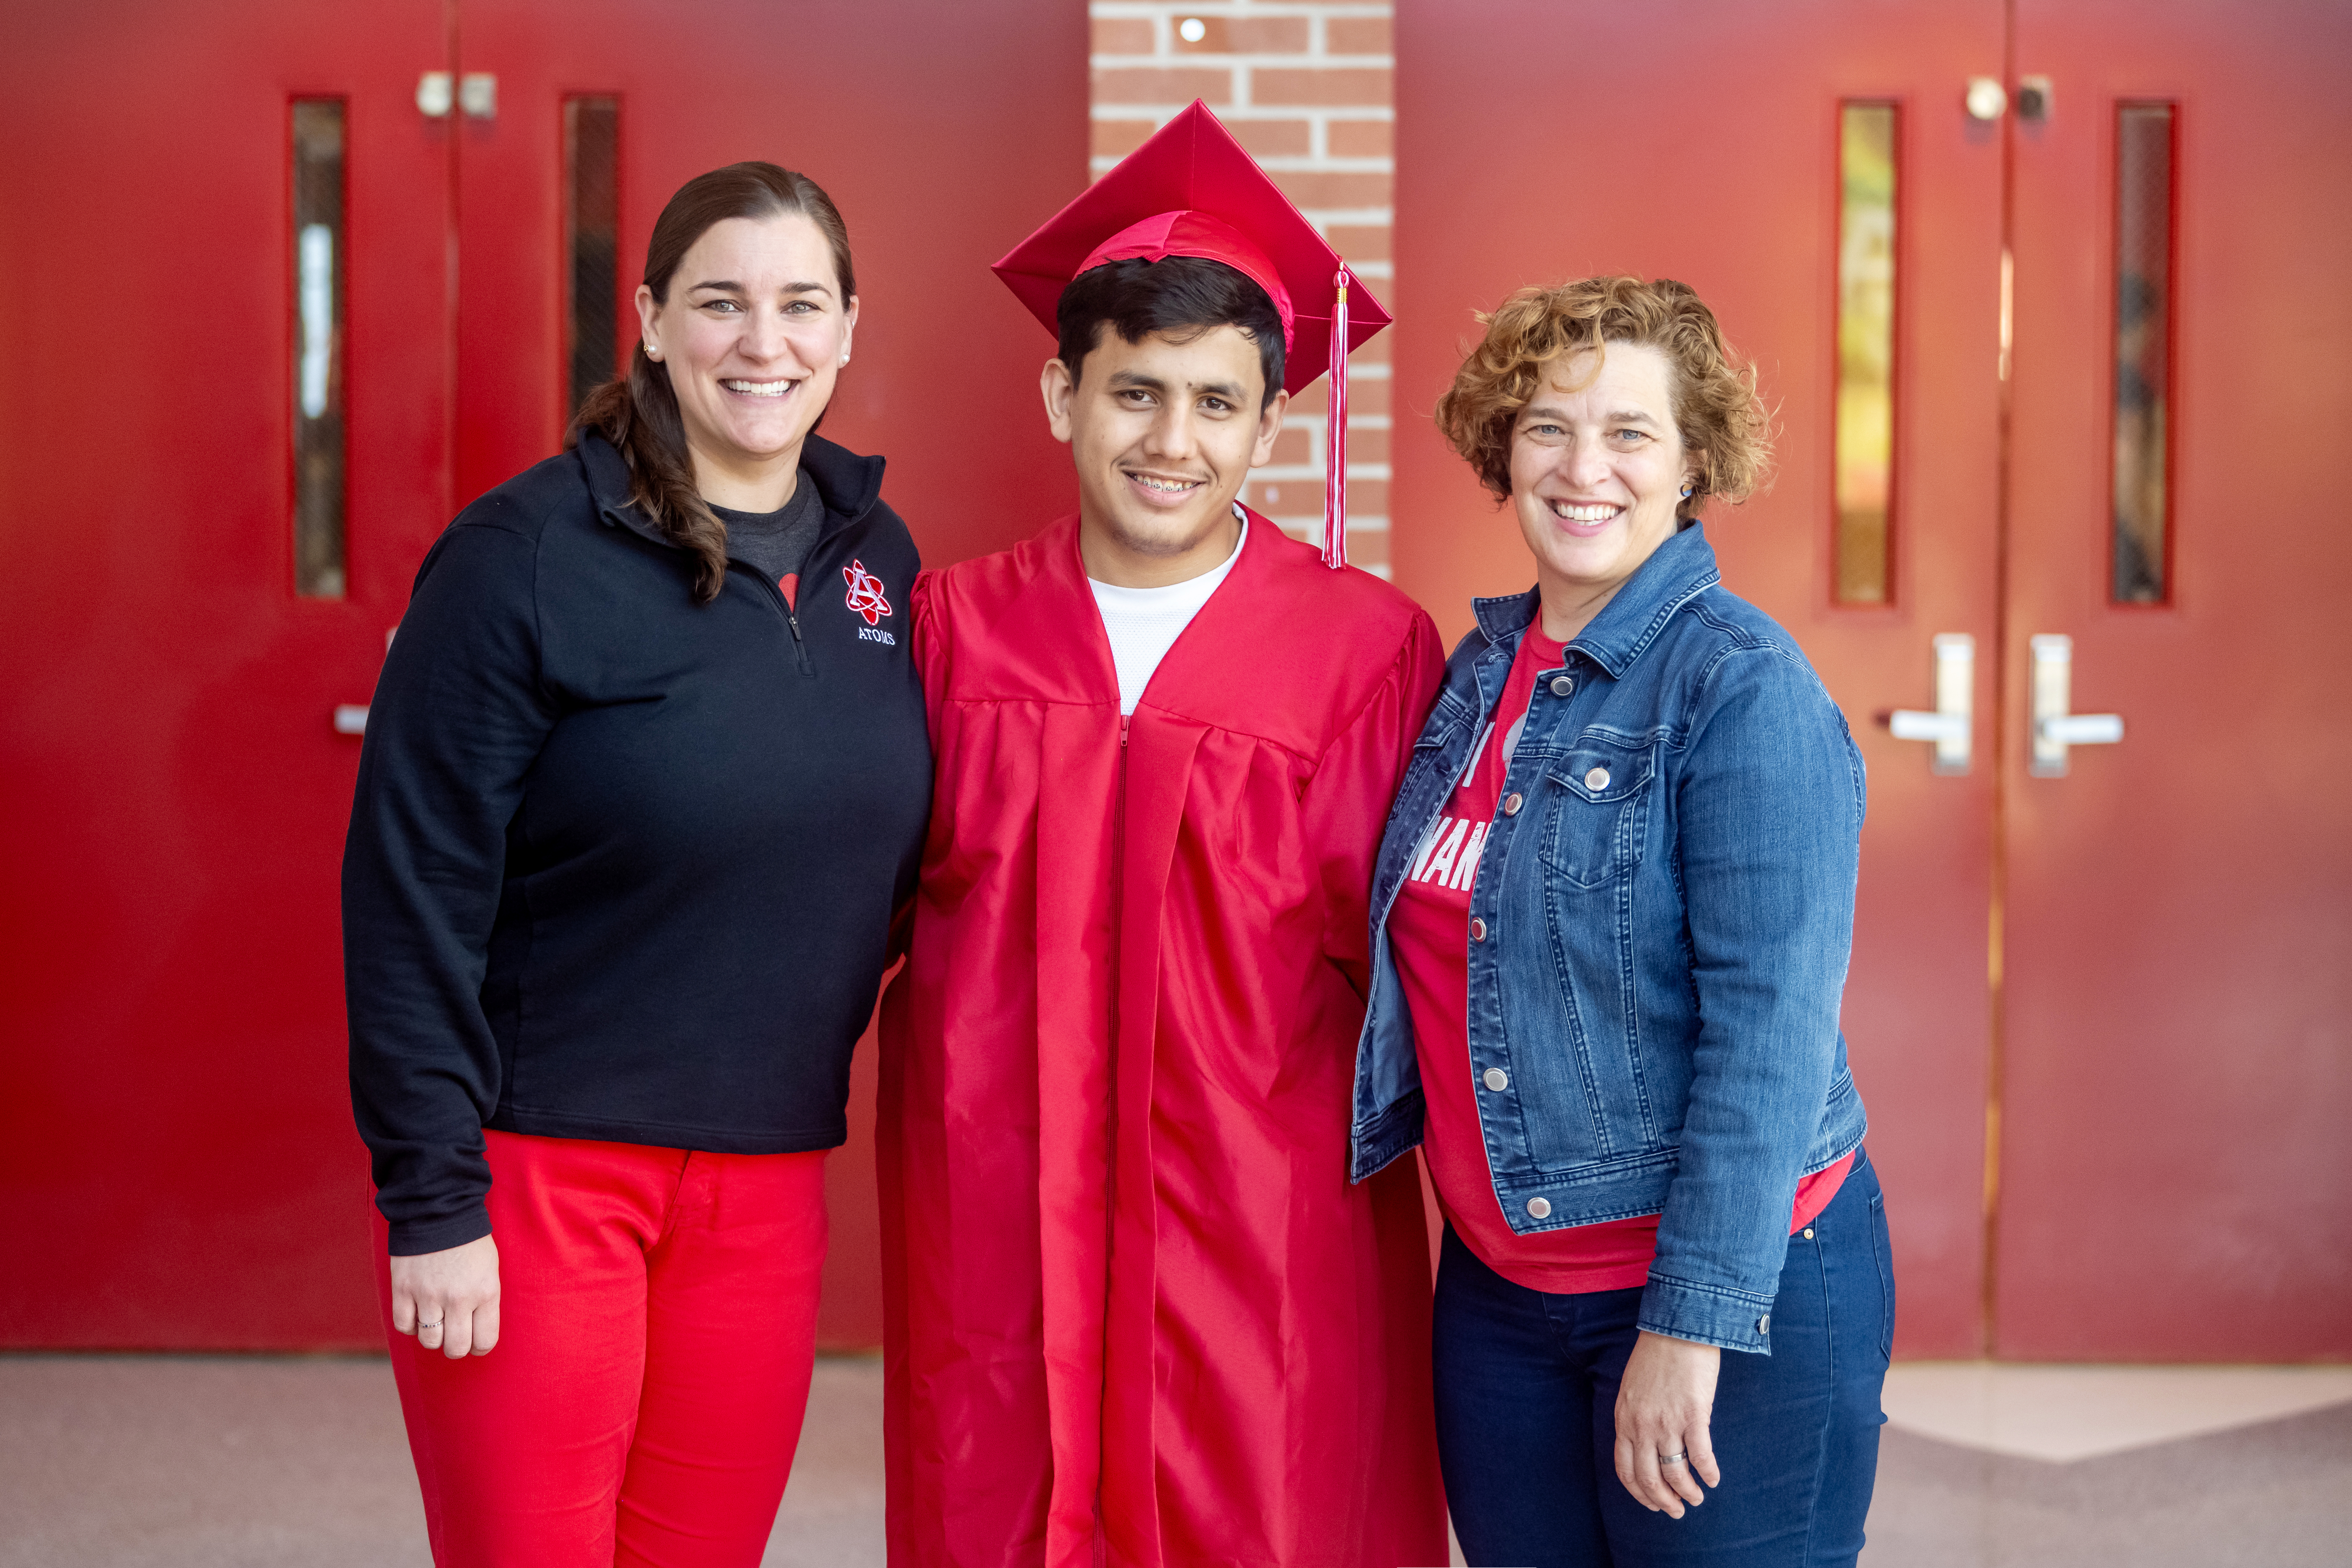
[1089,3,1396,576]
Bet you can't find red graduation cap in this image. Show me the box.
[992,100,1389,569]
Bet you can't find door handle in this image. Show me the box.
[2029,634,2124,776]
[459,73,497,121]
[1886,633,1974,774]
[333,628,399,735]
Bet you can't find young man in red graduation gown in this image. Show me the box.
[877,104,1450,1568]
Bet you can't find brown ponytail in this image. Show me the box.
[569,161,856,604]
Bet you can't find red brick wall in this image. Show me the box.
[1090,3,1396,574]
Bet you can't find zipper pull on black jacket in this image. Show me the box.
[784,603,813,674]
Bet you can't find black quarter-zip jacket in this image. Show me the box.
[344,432,929,1255]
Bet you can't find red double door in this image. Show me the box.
[0,0,1081,1348]
[1395,0,2352,1358]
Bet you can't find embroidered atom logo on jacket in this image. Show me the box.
[842,560,892,626]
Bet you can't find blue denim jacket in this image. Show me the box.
[1350,524,1869,1353]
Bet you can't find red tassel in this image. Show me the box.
[1323,266,1351,569]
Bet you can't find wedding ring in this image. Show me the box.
[1660,1452,1686,1465]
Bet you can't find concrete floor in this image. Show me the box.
[3,1355,2348,1567]
[0,1355,881,1568]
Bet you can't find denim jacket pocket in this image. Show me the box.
[1537,734,1658,889]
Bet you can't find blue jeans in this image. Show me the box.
[1433,1149,1893,1567]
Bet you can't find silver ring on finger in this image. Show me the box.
[418,1319,443,1330]
[1659,1451,1686,1465]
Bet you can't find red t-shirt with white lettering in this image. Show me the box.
[1387,621,1851,1294]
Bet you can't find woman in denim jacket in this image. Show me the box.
[1353,277,1890,1565]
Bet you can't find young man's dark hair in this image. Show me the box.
[1055,256,1286,406]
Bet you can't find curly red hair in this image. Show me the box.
[1433,276,1771,517]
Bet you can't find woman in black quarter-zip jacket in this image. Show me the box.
[341,161,927,1566]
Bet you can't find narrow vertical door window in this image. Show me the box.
[292,100,346,598]
[2112,104,2175,604]
[1834,102,1898,605]
[564,97,621,418]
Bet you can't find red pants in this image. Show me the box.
[375,1130,829,1568]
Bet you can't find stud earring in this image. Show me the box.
[645,344,661,361]
[840,351,851,365]
[1679,484,1694,498]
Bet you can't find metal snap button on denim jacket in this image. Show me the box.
[1350,524,1869,1353]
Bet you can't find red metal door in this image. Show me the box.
[442,0,1082,1354]
[2,0,1082,1350]
[1,0,455,1347]
[446,0,1085,1350]
[1394,0,2010,1356]
[448,0,1084,557]
[1994,0,2352,1358]
[1397,0,2352,1360]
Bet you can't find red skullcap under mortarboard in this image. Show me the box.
[992,100,1389,566]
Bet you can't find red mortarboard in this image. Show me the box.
[992,100,1388,568]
